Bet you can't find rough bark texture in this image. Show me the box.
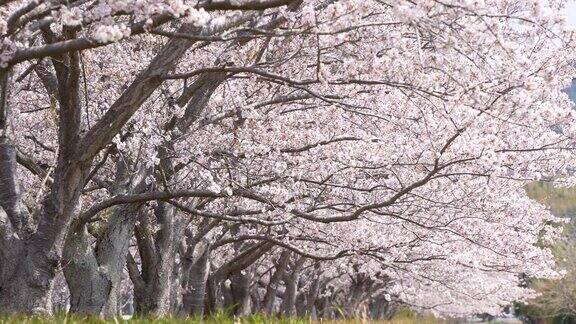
[0,139,26,292]
[229,269,253,316]
[63,160,147,314]
[63,225,111,314]
[180,239,211,316]
[0,7,298,314]
[0,22,201,313]
[262,250,291,314]
[207,241,273,315]
[305,267,321,317]
[130,60,227,316]
[280,256,305,317]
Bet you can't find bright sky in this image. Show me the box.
[567,1,576,26]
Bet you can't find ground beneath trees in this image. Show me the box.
[0,314,445,324]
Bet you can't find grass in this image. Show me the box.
[0,312,446,324]
[525,182,576,218]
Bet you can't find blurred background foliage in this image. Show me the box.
[516,182,576,324]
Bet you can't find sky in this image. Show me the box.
[567,1,576,26]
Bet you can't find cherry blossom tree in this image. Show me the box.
[0,0,575,318]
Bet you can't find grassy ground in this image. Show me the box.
[0,313,445,324]
[525,182,576,217]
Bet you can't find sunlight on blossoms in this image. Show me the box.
[0,0,575,322]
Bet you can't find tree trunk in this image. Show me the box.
[0,140,26,307]
[63,226,111,314]
[295,292,307,317]
[0,157,87,313]
[262,250,291,314]
[181,241,211,316]
[204,275,218,315]
[132,201,187,316]
[280,256,305,317]
[229,270,253,316]
[305,270,321,317]
[0,20,204,314]
[63,160,146,315]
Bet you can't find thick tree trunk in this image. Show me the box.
[63,160,146,315]
[305,274,321,317]
[0,207,24,309]
[250,289,261,314]
[0,70,62,313]
[0,20,202,314]
[181,241,211,316]
[0,140,26,299]
[207,241,273,315]
[316,288,333,320]
[295,292,307,317]
[0,169,86,313]
[63,226,111,314]
[204,275,218,315]
[132,201,187,316]
[131,64,226,315]
[262,250,291,314]
[229,269,253,316]
[280,256,305,317]
[64,201,144,314]
[102,284,120,317]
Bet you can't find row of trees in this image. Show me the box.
[0,0,575,318]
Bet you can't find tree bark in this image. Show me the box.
[0,138,26,293]
[305,271,321,317]
[0,21,201,314]
[180,240,211,316]
[229,269,253,316]
[262,250,291,314]
[63,157,147,315]
[280,256,305,317]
